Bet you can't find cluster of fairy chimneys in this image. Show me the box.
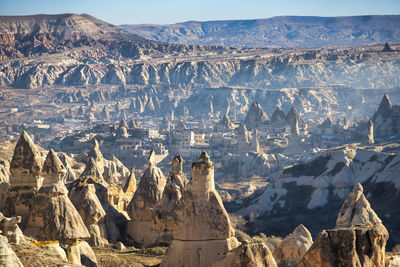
[8,131,65,190]
[1,131,394,267]
[243,101,304,130]
[1,131,99,265]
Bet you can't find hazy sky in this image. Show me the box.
[1,0,400,25]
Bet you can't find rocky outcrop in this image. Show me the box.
[78,241,98,267]
[298,225,388,267]
[41,149,66,186]
[0,213,24,245]
[364,119,374,144]
[9,131,43,190]
[372,94,400,138]
[270,107,286,124]
[83,139,129,185]
[25,149,90,242]
[0,235,23,267]
[68,179,107,247]
[152,156,188,244]
[80,157,103,180]
[286,106,304,128]
[123,168,137,200]
[335,183,382,229]
[160,152,240,267]
[216,114,233,131]
[211,240,277,267]
[298,183,389,267]
[0,159,10,183]
[126,151,167,247]
[273,224,313,266]
[244,101,268,129]
[57,152,85,182]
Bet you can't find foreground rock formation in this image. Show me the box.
[152,155,188,244]
[127,151,167,247]
[0,235,23,267]
[273,224,313,266]
[1,132,99,266]
[25,149,90,243]
[68,177,107,247]
[298,183,389,267]
[8,131,43,190]
[212,239,277,267]
[161,152,239,267]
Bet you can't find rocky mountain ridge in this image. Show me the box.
[0,13,223,61]
[121,15,400,48]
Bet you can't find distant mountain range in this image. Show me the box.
[121,15,400,48]
[0,13,216,60]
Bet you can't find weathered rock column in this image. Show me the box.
[160,152,239,267]
[2,131,44,219]
[126,151,167,247]
[298,183,389,267]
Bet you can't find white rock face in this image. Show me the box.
[238,146,398,218]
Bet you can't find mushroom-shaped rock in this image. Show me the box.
[212,240,277,267]
[160,152,239,267]
[9,131,44,189]
[335,183,382,228]
[273,224,313,265]
[42,149,66,186]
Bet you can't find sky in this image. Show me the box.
[0,0,400,25]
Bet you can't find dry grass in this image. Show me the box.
[10,237,75,267]
[94,245,167,267]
